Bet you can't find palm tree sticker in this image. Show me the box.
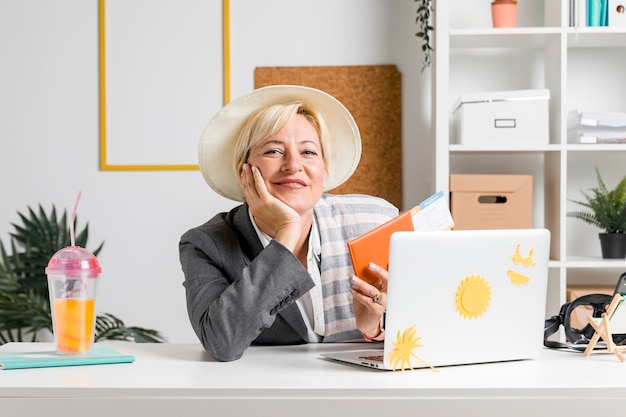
[389,325,438,372]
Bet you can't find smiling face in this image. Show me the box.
[245,113,328,215]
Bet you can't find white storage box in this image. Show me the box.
[453,89,550,145]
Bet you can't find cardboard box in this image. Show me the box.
[453,89,550,145]
[567,285,614,302]
[450,174,533,230]
[567,285,615,331]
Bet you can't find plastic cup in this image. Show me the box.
[46,246,102,354]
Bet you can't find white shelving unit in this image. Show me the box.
[433,1,626,318]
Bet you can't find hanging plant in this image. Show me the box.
[415,0,434,71]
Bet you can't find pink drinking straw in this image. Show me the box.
[61,190,87,298]
[70,190,82,247]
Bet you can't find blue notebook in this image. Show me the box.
[0,346,135,370]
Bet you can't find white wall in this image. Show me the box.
[0,0,430,342]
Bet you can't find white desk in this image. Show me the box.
[1,342,626,417]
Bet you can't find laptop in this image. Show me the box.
[321,228,551,370]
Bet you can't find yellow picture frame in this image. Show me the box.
[98,0,230,171]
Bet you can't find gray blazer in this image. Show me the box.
[179,203,315,362]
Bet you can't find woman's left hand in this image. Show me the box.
[240,163,301,251]
[350,262,387,339]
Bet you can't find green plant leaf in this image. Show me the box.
[0,203,164,345]
[0,241,20,293]
[414,0,434,71]
[567,167,626,234]
[0,290,51,344]
[94,313,167,343]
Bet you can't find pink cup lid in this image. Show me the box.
[45,246,102,278]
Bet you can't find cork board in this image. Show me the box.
[254,65,402,208]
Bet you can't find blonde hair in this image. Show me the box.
[232,101,330,176]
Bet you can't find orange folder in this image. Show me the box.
[347,207,418,284]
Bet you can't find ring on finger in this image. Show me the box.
[372,292,383,304]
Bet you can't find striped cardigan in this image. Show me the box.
[314,194,398,342]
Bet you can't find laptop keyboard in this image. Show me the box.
[358,354,383,363]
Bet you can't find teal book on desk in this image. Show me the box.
[0,346,135,370]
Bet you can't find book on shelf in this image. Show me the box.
[570,0,626,28]
[568,129,626,144]
[569,0,588,27]
[347,191,454,284]
[568,109,626,129]
[568,110,626,144]
[578,136,626,144]
[570,0,588,27]
[0,345,135,370]
[588,0,609,26]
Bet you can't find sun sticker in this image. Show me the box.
[389,325,438,372]
[454,275,492,319]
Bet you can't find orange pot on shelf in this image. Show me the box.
[491,0,518,28]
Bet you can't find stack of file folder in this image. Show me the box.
[567,110,626,144]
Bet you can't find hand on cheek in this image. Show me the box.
[240,163,301,250]
[240,163,264,204]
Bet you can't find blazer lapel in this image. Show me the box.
[232,204,310,342]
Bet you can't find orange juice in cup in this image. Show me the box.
[52,298,96,353]
[46,246,101,355]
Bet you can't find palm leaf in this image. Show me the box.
[0,241,20,292]
[0,291,51,344]
[95,313,167,343]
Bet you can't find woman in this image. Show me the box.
[179,85,398,361]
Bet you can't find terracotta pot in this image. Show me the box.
[491,0,518,28]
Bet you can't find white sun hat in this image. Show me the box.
[198,85,362,202]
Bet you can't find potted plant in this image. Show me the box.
[0,204,166,344]
[414,0,434,71]
[567,167,626,259]
[491,0,518,28]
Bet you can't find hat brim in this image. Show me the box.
[199,85,361,202]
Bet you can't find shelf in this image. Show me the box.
[451,145,626,153]
[566,28,626,47]
[534,257,626,270]
[566,144,626,152]
[450,28,561,49]
[449,27,626,49]
[436,1,626,315]
[449,144,562,153]
[565,257,626,269]
[548,260,562,268]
